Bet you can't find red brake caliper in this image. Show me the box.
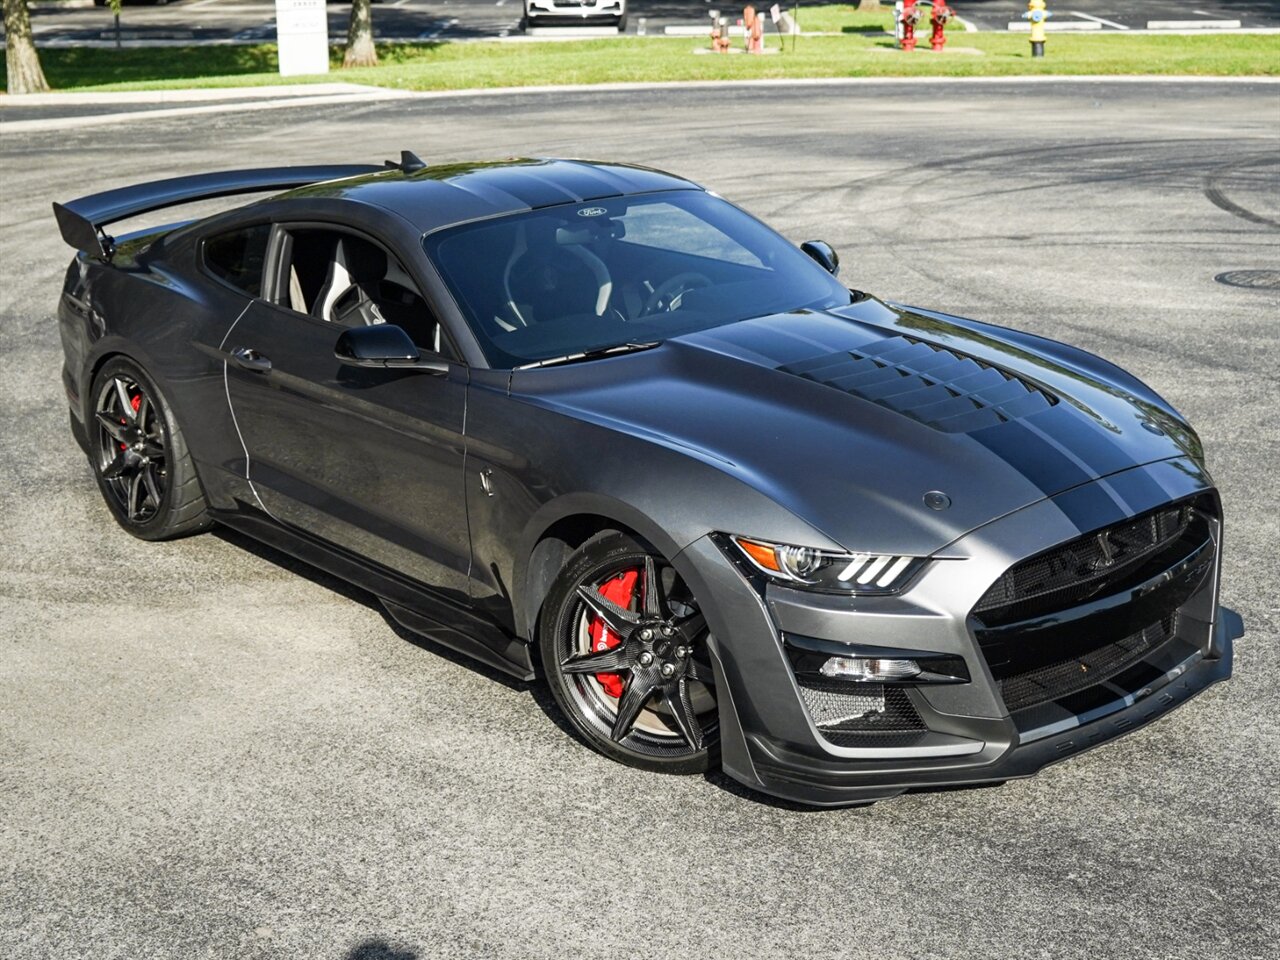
[589,569,639,699]
[120,392,141,450]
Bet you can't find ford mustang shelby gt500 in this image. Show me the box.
[53,155,1243,806]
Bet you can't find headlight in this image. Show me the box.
[729,536,924,595]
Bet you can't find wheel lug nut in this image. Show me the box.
[661,624,674,637]
[638,651,654,667]
[660,663,676,678]
[639,628,653,641]
[676,646,689,659]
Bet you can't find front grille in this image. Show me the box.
[972,496,1216,717]
[796,679,927,748]
[778,334,1057,433]
[975,501,1198,623]
[999,616,1176,713]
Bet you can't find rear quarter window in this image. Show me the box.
[203,223,271,297]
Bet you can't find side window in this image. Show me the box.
[203,223,271,297]
[276,227,450,356]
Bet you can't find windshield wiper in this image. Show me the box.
[514,341,663,370]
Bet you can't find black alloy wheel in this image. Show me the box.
[94,370,168,525]
[88,358,211,540]
[541,533,719,774]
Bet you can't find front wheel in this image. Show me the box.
[540,533,719,774]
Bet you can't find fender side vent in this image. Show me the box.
[778,335,1058,433]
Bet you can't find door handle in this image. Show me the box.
[230,346,272,373]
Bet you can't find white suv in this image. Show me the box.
[524,0,627,31]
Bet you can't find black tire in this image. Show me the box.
[540,532,719,774]
[87,357,212,541]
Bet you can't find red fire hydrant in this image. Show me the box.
[900,0,923,52]
[930,1,953,51]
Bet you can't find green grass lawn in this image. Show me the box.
[3,6,1277,94]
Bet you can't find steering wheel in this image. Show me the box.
[643,272,713,315]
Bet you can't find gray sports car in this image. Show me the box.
[53,155,1243,806]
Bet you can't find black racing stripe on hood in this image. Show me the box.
[1051,480,1131,535]
[970,419,1096,496]
[1025,403,1139,478]
[777,334,1059,434]
[1105,464,1183,518]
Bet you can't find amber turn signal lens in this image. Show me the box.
[734,538,782,572]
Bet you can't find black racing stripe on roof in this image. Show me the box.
[449,166,585,209]
[436,176,535,215]
[317,159,701,233]
[554,162,638,198]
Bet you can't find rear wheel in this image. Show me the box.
[540,533,719,774]
[88,357,212,541]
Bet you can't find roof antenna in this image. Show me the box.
[385,150,427,174]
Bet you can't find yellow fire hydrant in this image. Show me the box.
[1024,0,1051,58]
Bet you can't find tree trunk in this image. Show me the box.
[4,0,51,94]
[343,0,377,69]
[857,0,882,11]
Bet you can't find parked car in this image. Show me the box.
[524,0,626,31]
[52,155,1242,806]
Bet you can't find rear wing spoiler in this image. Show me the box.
[52,164,383,260]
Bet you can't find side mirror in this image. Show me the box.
[334,325,448,374]
[800,240,840,277]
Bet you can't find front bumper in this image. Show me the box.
[525,1,624,23]
[675,457,1243,807]
[735,623,1234,807]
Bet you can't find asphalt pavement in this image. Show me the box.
[12,0,1280,45]
[1,79,1278,959]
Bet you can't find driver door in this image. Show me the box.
[222,222,472,598]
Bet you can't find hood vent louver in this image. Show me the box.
[777,335,1058,433]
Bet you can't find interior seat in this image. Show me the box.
[314,237,389,327]
[502,221,613,329]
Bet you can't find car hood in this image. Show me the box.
[508,298,1203,556]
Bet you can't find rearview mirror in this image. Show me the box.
[800,240,840,277]
[334,325,448,374]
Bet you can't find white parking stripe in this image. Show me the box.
[1070,11,1129,30]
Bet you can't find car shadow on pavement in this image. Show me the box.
[212,527,1012,812]
[212,526,536,691]
[211,526,589,736]
[345,940,418,960]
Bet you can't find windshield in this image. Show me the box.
[423,190,852,368]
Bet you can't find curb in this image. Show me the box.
[4,75,1278,132]
[1,89,411,133]
[0,82,389,107]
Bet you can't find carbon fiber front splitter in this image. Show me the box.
[723,613,1238,808]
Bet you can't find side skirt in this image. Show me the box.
[212,505,536,681]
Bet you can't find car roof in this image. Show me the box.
[277,157,703,234]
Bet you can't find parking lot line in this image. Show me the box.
[1070,12,1129,30]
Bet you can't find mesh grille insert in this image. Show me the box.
[796,679,927,747]
[999,617,1177,713]
[777,335,1057,433]
[974,501,1197,622]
